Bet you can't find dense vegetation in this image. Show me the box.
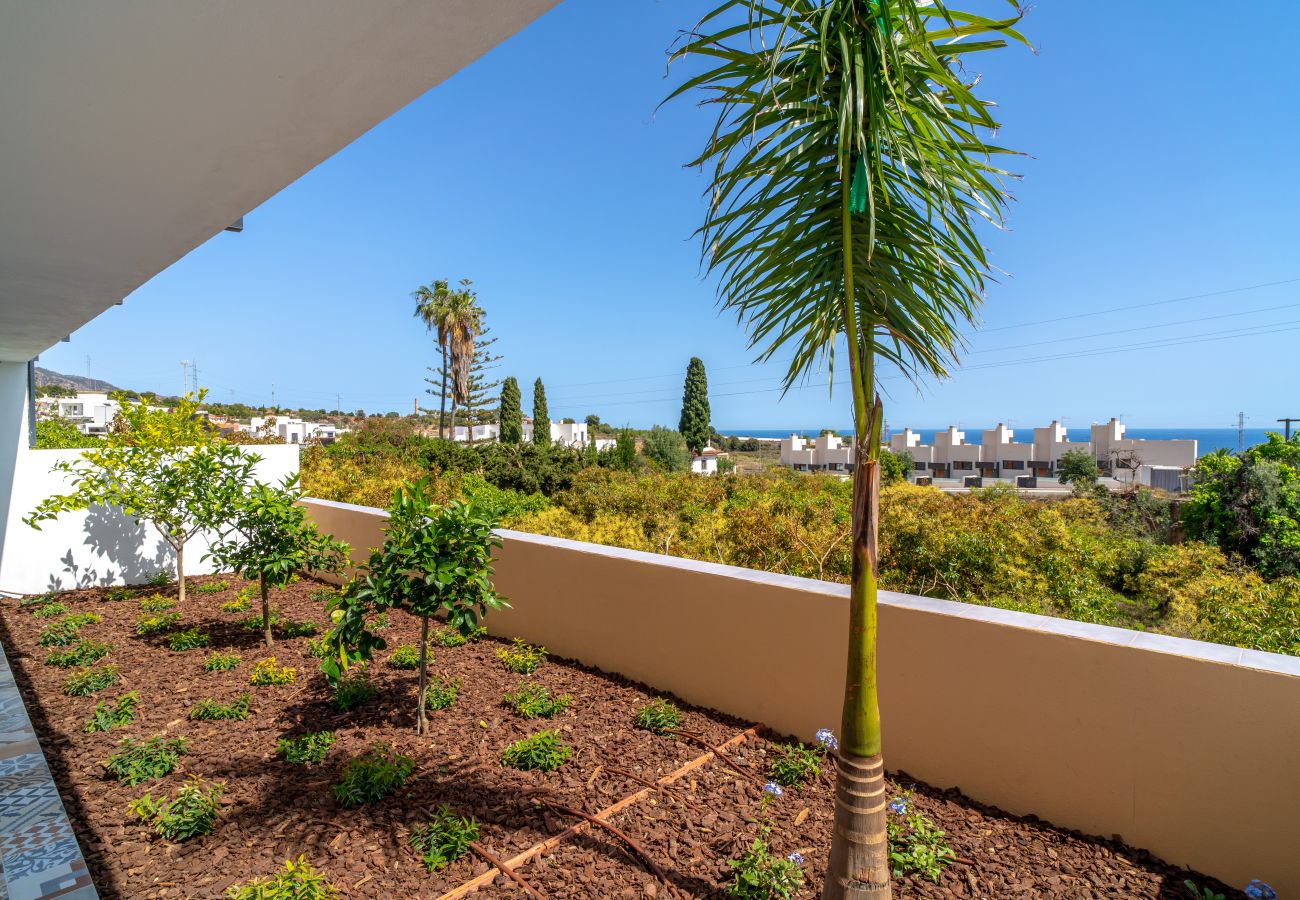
[302,432,1299,657]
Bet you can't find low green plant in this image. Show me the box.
[128,776,223,841]
[302,638,328,659]
[279,619,318,639]
[1184,883,1226,900]
[37,621,81,647]
[500,730,571,772]
[329,669,375,711]
[250,657,296,685]
[33,602,69,618]
[83,691,140,733]
[371,611,391,630]
[409,805,480,872]
[219,595,250,613]
[62,612,102,628]
[103,735,188,785]
[497,639,547,675]
[424,674,461,711]
[886,796,956,883]
[190,692,251,721]
[767,742,821,789]
[727,837,804,899]
[330,744,414,807]
[239,611,282,632]
[634,698,682,735]
[147,570,173,588]
[432,624,486,647]
[387,644,422,669]
[63,664,119,696]
[502,682,571,719]
[105,586,135,602]
[193,580,230,594]
[168,628,211,652]
[140,594,177,613]
[225,856,338,899]
[135,612,181,636]
[276,731,335,766]
[20,593,55,607]
[308,586,339,604]
[45,639,112,668]
[204,651,242,672]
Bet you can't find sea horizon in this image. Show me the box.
[720,427,1285,456]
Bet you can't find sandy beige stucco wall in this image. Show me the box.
[302,497,1300,894]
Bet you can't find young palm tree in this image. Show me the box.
[445,286,483,438]
[669,3,1026,897]
[412,278,453,437]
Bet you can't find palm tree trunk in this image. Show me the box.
[416,614,430,734]
[823,164,890,900]
[260,574,274,648]
[449,401,458,442]
[439,345,449,439]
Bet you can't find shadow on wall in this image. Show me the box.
[45,503,171,592]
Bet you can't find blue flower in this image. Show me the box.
[1244,881,1276,900]
[763,781,784,797]
[814,728,838,751]
[888,797,908,815]
[786,852,804,866]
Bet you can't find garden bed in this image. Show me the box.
[0,575,1243,899]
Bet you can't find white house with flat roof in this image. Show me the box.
[780,433,854,473]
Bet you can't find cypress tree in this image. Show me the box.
[678,357,711,454]
[532,378,550,447]
[499,377,522,444]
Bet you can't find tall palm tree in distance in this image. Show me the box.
[445,286,482,439]
[670,2,1027,897]
[413,278,478,438]
[412,278,452,436]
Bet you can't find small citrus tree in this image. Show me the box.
[206,474,350,646]
[26,392,255,602]
[323,478,505,733]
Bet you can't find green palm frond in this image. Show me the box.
[669,0,1026,412]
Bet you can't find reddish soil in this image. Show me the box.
[0,576,1242,899]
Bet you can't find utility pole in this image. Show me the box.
[1237,411,1247,452]
[191,361,199,394]
[336,393,341,419]
[271,383,276,412]
[85,355,91,379]
[1279,417,1300,440]
[180,360,191,397]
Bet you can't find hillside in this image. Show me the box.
[34,367,120,393]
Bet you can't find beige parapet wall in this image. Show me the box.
[302,497,1300,894]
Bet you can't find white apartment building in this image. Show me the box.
[36,391,121,436]
[245,416,345,445]
[783,419,1199,482]
[443,419,616,451]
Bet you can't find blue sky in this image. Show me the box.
[41,1,1300,432]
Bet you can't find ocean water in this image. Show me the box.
[726,427,1281,456]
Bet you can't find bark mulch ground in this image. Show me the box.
[0,575,1243,899]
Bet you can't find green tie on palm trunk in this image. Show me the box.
[668,2,1028,895]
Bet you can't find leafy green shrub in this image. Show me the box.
[128,776,223,842]
[308,586,339,604]
[302,638,328,659]
[409,805,480,872]
[424,675,461,711]
[250,657,296,685]
[37,621,81,647]
[204,651,242,672]
[371,611,390,630]
[64,665,119,696]
[239,611,282,632]
[219,595,250,613]
[193,580,229,594]
[62,612,102,628]
[497,639,547,674]
[105,586,135,602]
[330,744,414,807]
[83,692,140,733]
[329,670,375,712]
[33,602,69,618]
[767,742,821,788]
[634,698,682,735]
[135,612,181,636]
[168,628,211,652]
[140,594,177,613]
[502,682,571,719]
[500,731,571,772]
[45,639,112,668]
[225,857,338,899]
[103,736,188,785]
[20,593,55,607]
[387,644,422,669]
[276,731,335,766]
[886,795,955,882]
[279,619,318,639]
[190,692,251,721]
[432,624,486,647]
[727,838,804,899]
[147,570,173,588]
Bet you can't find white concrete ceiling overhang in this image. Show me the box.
[0,0,557,362]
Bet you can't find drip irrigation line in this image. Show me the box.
[542,801,682,899]
[468,841,546,899]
